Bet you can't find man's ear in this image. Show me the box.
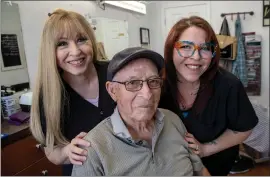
[106,81,117,102]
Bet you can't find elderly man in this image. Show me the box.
[72,47,210,176]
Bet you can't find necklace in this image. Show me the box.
[177,79,200,96]
[179,98,193,110]
[176,79,200,110]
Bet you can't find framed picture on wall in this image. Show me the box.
[1,30,26,71]
[140,27,150,44]
[263,0,270,26]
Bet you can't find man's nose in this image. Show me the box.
[139,82,153,100]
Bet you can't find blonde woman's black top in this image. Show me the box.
[159,68,258,176]
[39,61,116,175]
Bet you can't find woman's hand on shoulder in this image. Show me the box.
[185,132,207,157]
[63,132,91,165]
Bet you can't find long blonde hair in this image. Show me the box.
[30,9,98,149]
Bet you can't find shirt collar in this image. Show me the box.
[110,107,132,139]
[110,107,165,140]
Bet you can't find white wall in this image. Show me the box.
[14,1,151,89]
[149,1,269,107]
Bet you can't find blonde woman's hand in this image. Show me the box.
[63,132,91,165]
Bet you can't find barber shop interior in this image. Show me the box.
[1,1,269,176]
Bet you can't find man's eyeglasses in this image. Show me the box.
[111,77,163,92]
[174,40,217,59]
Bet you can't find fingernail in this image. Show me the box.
[87,142,91,146]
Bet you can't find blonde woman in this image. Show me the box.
[30,9,115,175]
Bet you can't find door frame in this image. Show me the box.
[161,1,211,47]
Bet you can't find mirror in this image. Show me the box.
[1,1,30,121]
[0,1,30,89]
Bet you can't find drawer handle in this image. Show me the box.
[36,144,42,149]
[41,170,48,176]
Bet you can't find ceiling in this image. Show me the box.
[138,1,153,4]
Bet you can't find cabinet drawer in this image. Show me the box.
[2,136,45,176]
[15,157,62,176]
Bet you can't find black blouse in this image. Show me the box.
[159,68,258,175]
[39,61,116,175]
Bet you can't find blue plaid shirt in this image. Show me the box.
[232,14,248,87]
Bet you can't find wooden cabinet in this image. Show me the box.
[2,136,62,176]
[15,157,62,176]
